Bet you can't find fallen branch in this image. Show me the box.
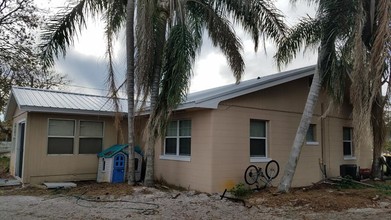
[331,177,375,188]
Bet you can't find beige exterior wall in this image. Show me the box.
[155,77,370,193]
[154,109,214,192]
[10,112,129,184]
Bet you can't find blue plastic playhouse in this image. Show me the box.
[96,144,143,183]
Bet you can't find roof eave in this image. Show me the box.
[19,106,127,117]
[4,93,17,121]
[181,68,315,110]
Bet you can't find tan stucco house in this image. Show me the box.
[4,65,372,193]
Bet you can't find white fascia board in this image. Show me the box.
[4,94,17,121]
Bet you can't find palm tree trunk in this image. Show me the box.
[126,0,135,185]
[144,1,169,187]
[278,48,324,193]
[371,93,386,178]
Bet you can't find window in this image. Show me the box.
[79,121,104,154]
[250,120,267,158]
[343,127,353,157]
[164,120,191,157]
[306,124,318,144]
[48,119,75,154]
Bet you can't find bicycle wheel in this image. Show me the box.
[265,160,279,179]
[244,165,259,185]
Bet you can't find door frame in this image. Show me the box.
[15,120,26,179]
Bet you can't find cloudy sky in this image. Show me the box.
[37,0,317,96]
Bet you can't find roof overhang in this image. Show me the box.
[177,66,315,110]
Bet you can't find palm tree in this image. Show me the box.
[40,0,138,185]
[275,0,390,192]
[351,0,390,178]
[39,0,288,187]
[275,0,359,192]
[125,0,136,184]
[135,0,288,186]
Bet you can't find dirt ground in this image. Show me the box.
[1,181,391,220]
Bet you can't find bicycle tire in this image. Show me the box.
[244,165,259,185]
[265,160,279,179]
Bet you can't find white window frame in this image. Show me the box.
[78,120,104,154]
[343,127,355,160]
[306,124,319,145]
[160,120,191,162]
[47,118,76,155]
[250,119,270,163]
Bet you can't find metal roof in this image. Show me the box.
[5,65,315,120]
[177,65,316,109]
[5,87,128,120]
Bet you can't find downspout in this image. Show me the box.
[320,103,327,178]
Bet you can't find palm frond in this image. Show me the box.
[274,17,321,69]
[188,1,244,82]
[104,0,127,142]
[39,0,108,69]
[153,23,196,135]
[211,0,287,50]
[135,0,158,107]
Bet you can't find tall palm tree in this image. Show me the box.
[275,0,390,192]
[135,0,288,186]
[275,0,359,192]
[39,0,288,187]
[40,0,138,185]
[125,0,135,184]
[351,0,390,178]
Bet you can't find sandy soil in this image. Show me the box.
[1,182,391,220]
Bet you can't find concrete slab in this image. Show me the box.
[44,182,77,189]
[0,179,21,187]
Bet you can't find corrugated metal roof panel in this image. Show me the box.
[6,65,316,118]
[12,87,128,115]
[181,65,316,108]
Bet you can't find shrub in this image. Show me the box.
[229,183,252,198]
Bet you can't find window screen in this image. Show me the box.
[250,120,267,157]
[306,124,316,142]
[48,119,75,154]
[164,120,191,156]
[79,121,103,154]
[343,127,353,156]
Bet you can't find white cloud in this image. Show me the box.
[189,0,317,92]
[191,52,234,93]
[36,0,318,95]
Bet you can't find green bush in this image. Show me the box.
[229,183,252,198]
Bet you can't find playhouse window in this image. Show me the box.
[250,119,267,158]
[79,121,104,154]
[343,127,353,158]
[164,120,191,156]
[47,119,75,154]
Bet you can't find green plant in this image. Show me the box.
[337,176,365,189]
[229,183,252,198]
[374,183,391,196]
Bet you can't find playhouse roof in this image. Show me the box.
[97,144,143,158]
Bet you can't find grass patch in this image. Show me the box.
[374,182,391,195]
